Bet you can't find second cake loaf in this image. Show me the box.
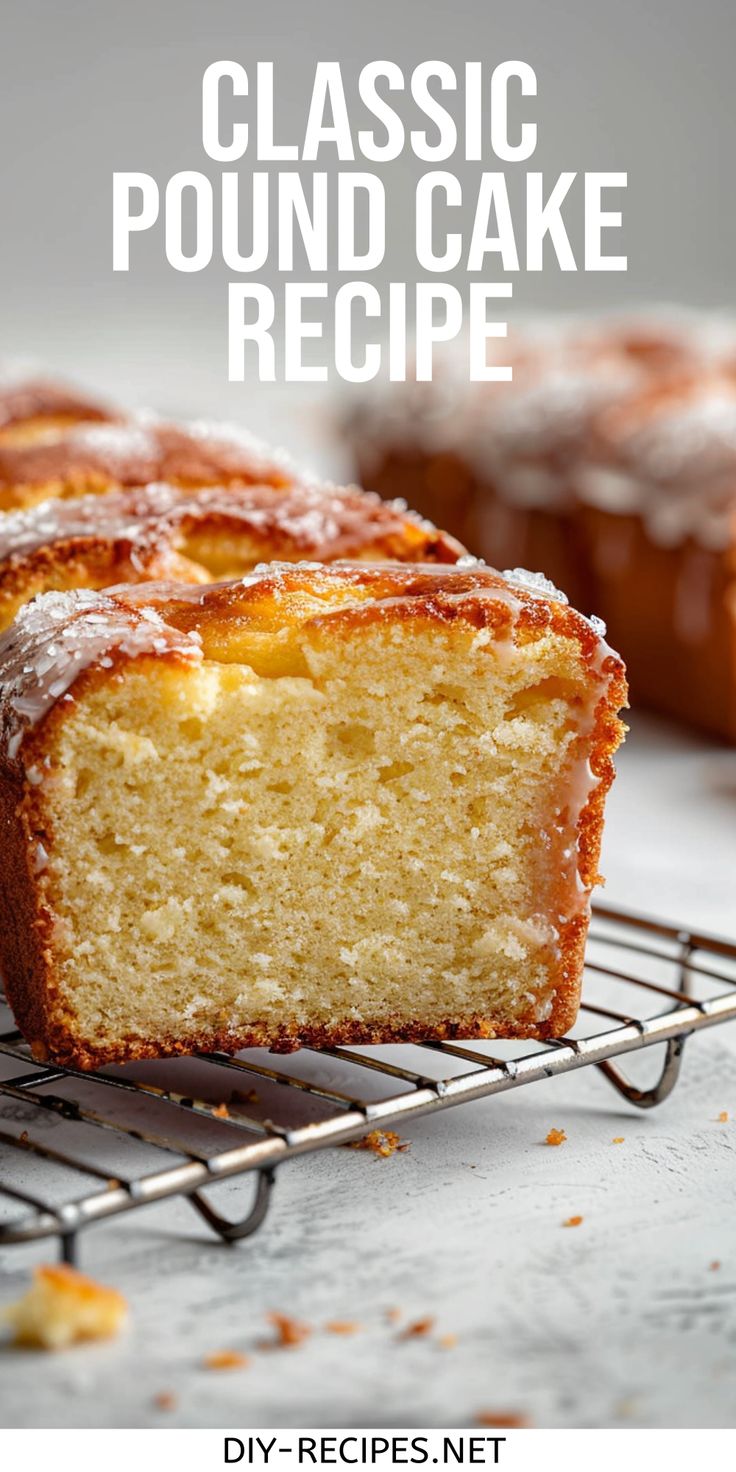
[0,479,464,628]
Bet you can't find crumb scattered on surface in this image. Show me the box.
[563,1215,583,1228]
[1,1264,127,1350]
[211,1103,230,1119]
[264,1312,311,1349]
[716,1111,729,1123]
[398,1316,435,1340]
[230,1088,260,1106]
[614,1396,641,1420]
[153,1391,178,1411]
[346,1129,410,1157]
[475,1411,530,1428]
[612,1137,625,1145]
[545,1128,566,1146]
[325,1320,360,1335]
[438,1333,458,1349]
[385,1307,401,1324]
[203,1349,250,1370]
[710,1261,721,1272]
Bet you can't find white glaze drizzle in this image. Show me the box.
[0,589,203,764]
[0,480,435,564]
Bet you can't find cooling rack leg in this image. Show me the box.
[59,1231,78,1267]
[595,1034,688,1109]
[187,1167,275,1244]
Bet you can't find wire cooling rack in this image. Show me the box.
[1,902,735,1263]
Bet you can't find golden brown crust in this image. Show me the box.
[0,771,61,1063]
[19,1008,582,1072]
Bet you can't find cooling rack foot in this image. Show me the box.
[59,1231,78,1266]
[187,1167,275,1243]
[595,1034,688,1109]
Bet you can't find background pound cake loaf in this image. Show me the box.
[341,313,736,740]
[0,563,626,1068]
[0,365,117,448]
[0,413,295,512]
[0,479,465,629]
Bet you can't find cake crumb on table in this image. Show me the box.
[475,1411,530,1428]
[203,1349,250,1370]
[230,1087,260,1106]
[211,1103,230,1119]
[325,1320,360,1335]
[612,1137,625,1144]
[716,1111,729,1123]
[0,1264,127,1350]
[263,1312,311,1349]
[346,1129,410,1157]
[385,1307,401,1324]
[563,1215,584,1228]
[710,1261,721,1271]
[544,1127,567,1146]
[153,1391,178,1410]
[398,1316,435,1340]
[438,1333,458,1349]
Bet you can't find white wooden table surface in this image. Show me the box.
[0,367,734,1429]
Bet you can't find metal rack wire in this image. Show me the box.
[1,901,735,1262]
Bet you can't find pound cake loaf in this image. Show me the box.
[0,365,117,448]
[0,479,464,629]
[342,312,736,739]
[0,413,295,512]
[0,563,626,1069]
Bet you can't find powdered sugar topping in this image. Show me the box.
[0,589,203,765]
[501,567,569,604]
[0,479,437,565]
[63,420,158,466]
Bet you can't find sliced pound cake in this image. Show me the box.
[0,562,627,1068]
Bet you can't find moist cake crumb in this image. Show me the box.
[153,1391,178,1410]
[475,1411,530,1428]
[346,1129,410,1157]
[203,1349,250,1370]
[264,1312,311,1349]
[398,1316,435,1339]
[1,1264,127,1350]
